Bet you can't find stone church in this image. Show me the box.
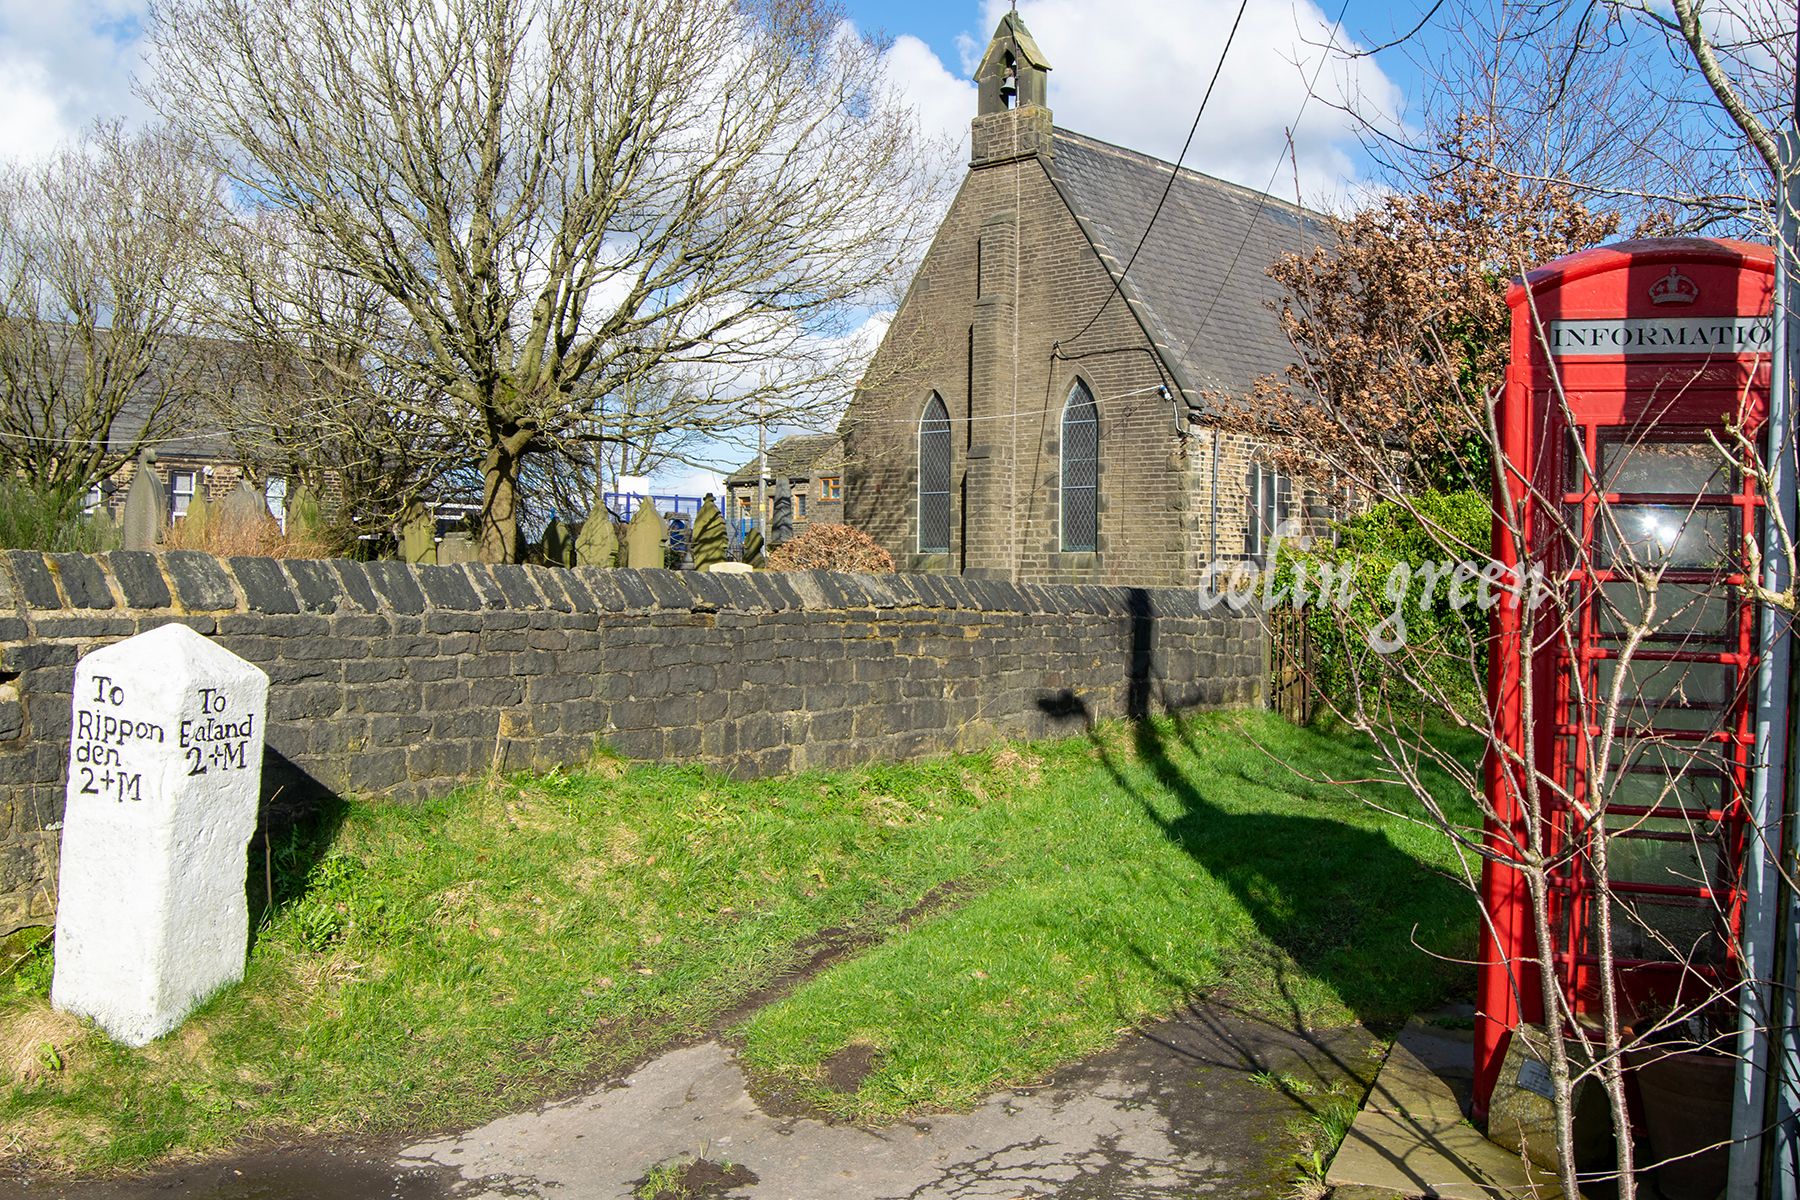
[842,13,1328,587]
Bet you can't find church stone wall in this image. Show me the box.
[0,550,1267,934]
[845,140,1200,588]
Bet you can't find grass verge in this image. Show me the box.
[0,711,1478,1172]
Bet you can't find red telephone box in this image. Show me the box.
[1475,238,1775,1117]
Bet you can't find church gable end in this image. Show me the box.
[843,11,1325,589]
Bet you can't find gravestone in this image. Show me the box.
[542,518,576,567]
[623,502,665,569]
[219,480,271,528]
[400,502,437,565]
[182,484,214,545]
[51,623,270,1046]
[770,478,793,545]
[120,451,167,552]
[437,531,476,565]
[575,511,619,568]
[691,495,728,570]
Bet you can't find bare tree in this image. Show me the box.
[202,210,473,547]
[1231,7,1800,1194]
[0,122,221,510]
[1219,115,1624,497]
[148,0,940,561]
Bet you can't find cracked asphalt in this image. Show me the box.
[6,1001,1380,1200]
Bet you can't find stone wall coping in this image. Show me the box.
[0,551,1229,622]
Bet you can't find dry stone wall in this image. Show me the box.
[0,550,1266,933]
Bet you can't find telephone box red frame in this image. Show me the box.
[1474,238,1775,1118]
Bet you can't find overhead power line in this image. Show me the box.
[1058,0,1253,351]
[1175,0,1353,366]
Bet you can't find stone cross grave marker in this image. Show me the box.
[51,623,270,1046]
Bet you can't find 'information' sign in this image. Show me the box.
[1547,316,1773,357]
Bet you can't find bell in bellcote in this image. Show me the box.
[999,63,1018,107]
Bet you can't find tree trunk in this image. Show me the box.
[479,442,522,564]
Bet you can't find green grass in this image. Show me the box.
[734,713,1480,1119]
[0,712,1480,1172]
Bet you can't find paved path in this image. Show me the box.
[10,1002,1380,1200]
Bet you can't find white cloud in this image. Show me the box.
[879,33,977,160]
[882,0,1403,209]
[648,467,727,498]
[0,0,151,161]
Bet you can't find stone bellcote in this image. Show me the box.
[971,11,1053,167]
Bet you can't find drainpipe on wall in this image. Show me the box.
[1209,428,1219,567]
[1731,133,1800,1200]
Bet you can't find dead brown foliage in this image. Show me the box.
[162,508,334,559]
[766,523,895,574]
[1218,117,1626,494]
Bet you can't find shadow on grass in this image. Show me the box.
[1037,588,1475,1038]
[244,748,353,950]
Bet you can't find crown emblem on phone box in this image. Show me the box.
[1649,268,1699,305]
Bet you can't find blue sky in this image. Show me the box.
[0,0,1433,492]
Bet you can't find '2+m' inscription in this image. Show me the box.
[71,676,255,802]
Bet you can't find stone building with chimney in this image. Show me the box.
[842,13,1330,586]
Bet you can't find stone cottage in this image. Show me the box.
[724,433,845,532]
[842,12,1329,586]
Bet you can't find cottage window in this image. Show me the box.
[265,477,289,533]
[798,490,809,519]
[1060,381,1098,552]
[169,471,197,518]
[1247,462,1291,564]
[820,476,842,502]
[917,393,952,553]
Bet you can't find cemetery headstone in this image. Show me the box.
[51,623,270,1046]
[574,511,619,568]
[400,502,437,565]
[219,481,271,529]
[542,518,576,567]
[770,478,794,546]
[437,531,476,565]
[181,480,214,546]
[691,495,728,570]
[120,451,168,552]
[742,527,766,566]
[623,501,665,569]
[285,484,324,542]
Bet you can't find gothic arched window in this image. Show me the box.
[1060,381,1099,552]
[918,393,952,553]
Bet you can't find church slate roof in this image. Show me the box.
[1044,129,1328,410]
[724,432,843,485]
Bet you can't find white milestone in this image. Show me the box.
[51,622,270,1046]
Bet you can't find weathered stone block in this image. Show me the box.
[32,616,136,639]
[49,554,115,609]
[330,561,381,610]
[7,552,62,608]
[229,557,299,614]
[283,559,347,611]
[164,552,239,611]
[416,566,481,611]
[490,565,543,609]
[364,562,428,615]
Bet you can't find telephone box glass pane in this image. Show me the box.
[1596,581,1731,645]
[1605,815,1724,890]
[1599,438,1731,495]
[1608,740,1730,814]
[1602,894,1725,964]
[1565,426,1589,491]
[1593,659,1734,711]
[1598,506,1735,570]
